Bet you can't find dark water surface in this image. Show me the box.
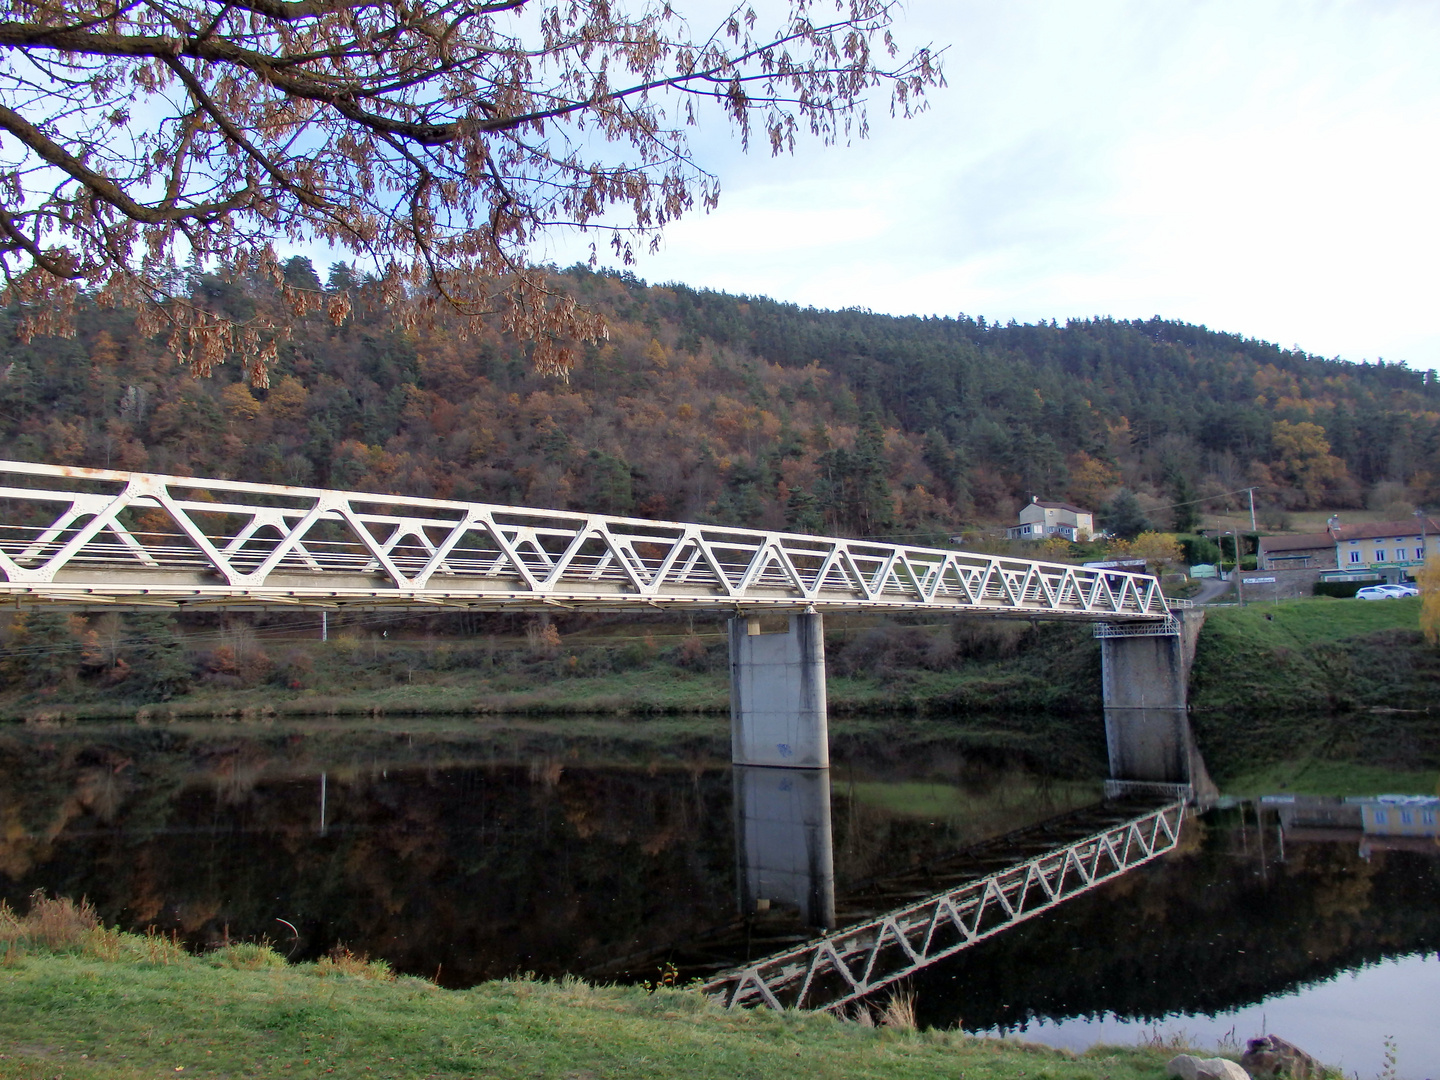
[2,719,1437,1076]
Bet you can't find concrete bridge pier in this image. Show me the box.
[1100,609,1216,800]
[728,613,828,769]
[733,765,836,928]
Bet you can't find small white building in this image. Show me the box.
[1007,498,1095,542]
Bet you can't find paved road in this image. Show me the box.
[1191,577,1236,605]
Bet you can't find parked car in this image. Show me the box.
[1355,583,1420,600]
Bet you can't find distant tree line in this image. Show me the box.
[1,263,1436,545]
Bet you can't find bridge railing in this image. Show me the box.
[0,460,1169,617]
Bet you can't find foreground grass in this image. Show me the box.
[0,933,1184,1080]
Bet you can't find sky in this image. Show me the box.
[533,0,1440,373]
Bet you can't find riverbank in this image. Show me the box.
[0,900,1191,1080]
[1,599,1433,788]
[0,615,1104,723]
[1188,598,1439,780]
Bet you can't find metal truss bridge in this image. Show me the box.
[0,460,1169,618]
[703,798,1185,1012]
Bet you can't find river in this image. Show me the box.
[1,717,1436,1078]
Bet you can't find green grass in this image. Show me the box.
[0,936,1190,1080]
[1203,595,1424,648]
[1189,596,1440,782]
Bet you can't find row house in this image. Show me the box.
[1259,516,1439,581]
[1333,517,1440,576]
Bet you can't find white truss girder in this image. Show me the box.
[703,801,1186,1012]
[0,460,1170,617]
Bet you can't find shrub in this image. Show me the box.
[833,624,955,677]
[1179,536,1222,565]
[209,942,287,970]
[949,618,1032,661]
[269,648,316,690]
[316,944,393,981]
[1314,581,1368,598]
[671,633,716,672]
[0,891,101,952]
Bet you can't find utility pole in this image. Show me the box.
[1233,529,1245,606]
[1248,488,1257,533]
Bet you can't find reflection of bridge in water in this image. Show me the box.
[1,460,1210,1009]
[592,769,1186,1012]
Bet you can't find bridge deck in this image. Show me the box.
[0,461,1169,618]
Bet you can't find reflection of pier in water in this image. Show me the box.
[592,771,1186,1012]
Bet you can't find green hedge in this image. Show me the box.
[1313,581,1370,598]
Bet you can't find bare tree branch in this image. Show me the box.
[0,0,943,380]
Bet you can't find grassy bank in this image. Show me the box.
[1188,598,1440,781]
[4,600,1435,792]
[0,898,1191,1080]
[0,616,1107,724]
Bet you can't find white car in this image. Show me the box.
[1355,583,1420,600]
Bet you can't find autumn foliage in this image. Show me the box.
[0,264,1437,544]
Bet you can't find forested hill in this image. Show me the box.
[1,262,1436,540]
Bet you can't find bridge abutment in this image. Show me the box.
[728,613,828,769]
[1100,609,1215,798]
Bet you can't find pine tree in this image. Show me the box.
[785,489,824,534]
[1168,472,1201,532]
[1101,490,1152,540]
[853,413,895,536]
[1,610,81,692]
[121,614,193,701]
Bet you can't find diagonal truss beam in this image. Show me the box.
[703,801,1186,1013]
[0,460,1172,618]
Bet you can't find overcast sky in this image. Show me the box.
[535,0,1440,373]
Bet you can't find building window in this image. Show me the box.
[1349,550,1361,564]
[1423,811,1436,826]
[1400,810,1414,826]
[1419,549,1426,561]
[1374,550,1385,562]
[1374,809,1388,825]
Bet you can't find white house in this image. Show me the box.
[1006,498,1095,542]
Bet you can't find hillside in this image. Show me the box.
[1,264,1436,541]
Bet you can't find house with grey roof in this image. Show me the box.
[1006,498,1095,542]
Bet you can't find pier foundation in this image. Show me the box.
[728,613,828,769]
[1100,609,1215,798]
